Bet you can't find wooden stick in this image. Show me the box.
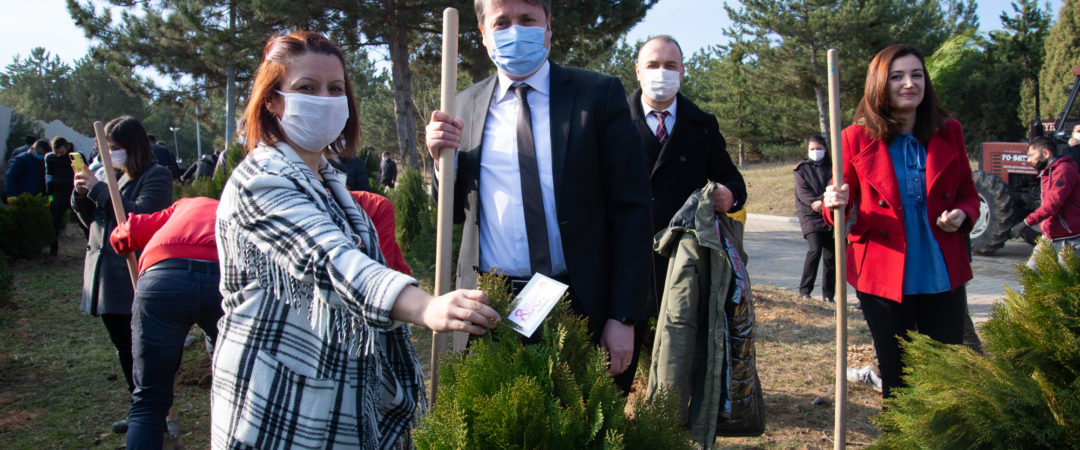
[92,121,139,289]
[827,48,848,450]
[430,6,459,405]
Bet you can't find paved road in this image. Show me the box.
[744,214,1030,323]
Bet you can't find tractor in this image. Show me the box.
[969,66,1080,255]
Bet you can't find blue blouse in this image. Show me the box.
[888,134,951,295]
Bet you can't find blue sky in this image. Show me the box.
[0,0,1064,81]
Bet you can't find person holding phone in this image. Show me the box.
[72,116,174,433]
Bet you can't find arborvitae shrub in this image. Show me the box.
[387,167,433,254]
[414,273,691,449]
[872,239,1080,448]
[0,194,54,258]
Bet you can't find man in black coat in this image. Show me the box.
[425,0,653,393]
[628,35,746,311]
[379,151,397,188]
[147,135,180,179]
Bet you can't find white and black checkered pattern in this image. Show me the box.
[211,142,423,449]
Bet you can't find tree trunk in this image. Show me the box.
[810,46,829,136]
[386,0,419,169]
[738,139,744,166]
[224,1,237,147]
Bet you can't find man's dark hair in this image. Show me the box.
[147,134,157,142]
[1029,136,1057,156]
[382,151,391,157]
[23,135,35,146]
[32,139,51,154]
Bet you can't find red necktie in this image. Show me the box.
[651,110,670,146]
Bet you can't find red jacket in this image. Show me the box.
[110,197,219,275]
[350,191,411,275]
[1024,155,1080,240]
[824,120,978,302]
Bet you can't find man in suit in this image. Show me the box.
[425,0,653,392]
[629,35,747,308]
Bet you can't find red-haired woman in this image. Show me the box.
[823,44,978,399]
[211,31,500,447]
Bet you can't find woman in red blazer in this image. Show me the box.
[823,45,979,399]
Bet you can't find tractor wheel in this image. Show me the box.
[970,171,1018,255]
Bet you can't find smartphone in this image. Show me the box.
[70,152,89,174]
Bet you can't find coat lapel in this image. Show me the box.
[851,138,902,209]
[628,89,663,171]
[549,64,572,203]
[925,132,958,195]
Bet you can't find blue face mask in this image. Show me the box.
[489,25,548,77]
[32,152,44,160]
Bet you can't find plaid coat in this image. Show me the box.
[211,142,423,449]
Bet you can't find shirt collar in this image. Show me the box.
[641,94,677,121]
[496,60,551,100]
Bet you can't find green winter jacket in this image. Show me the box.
[646,182,764,447]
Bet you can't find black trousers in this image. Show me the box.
[857,286,966,399]
[48,189,72,255]
[101,313,135,395]
[799,231,835,299]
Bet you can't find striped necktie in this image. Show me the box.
[651,110,670,146]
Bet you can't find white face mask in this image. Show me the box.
[109,149,127,169]
[276,91,349,152]
[808,149,826,161]
[639,68,681,102]
[1073,132,1080,141]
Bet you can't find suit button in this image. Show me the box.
[943,193,951,199]
[879,230,888,239]
[878,200,887,207]
[679,156,687,162]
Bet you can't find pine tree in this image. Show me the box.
[1039,0,1080,125]
[871,240,1080,448]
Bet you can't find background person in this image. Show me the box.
[146,135,180,179]
[212,31,498,448]
[823,44,978,400]
[628,36,747,294]
[5,139,49,200]
[327,149,371,191]
[72,115,174,433]
[794,134,835,302]
[45,137,76,256]
[425,0,653,393]
[350,190,410,274]
[1013,136,1080,268]
[110,196,223,449]
[627,34,746,386]
[380,150,397,188]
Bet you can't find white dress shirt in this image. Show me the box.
[477,61,566,277]
[641,96,677,138]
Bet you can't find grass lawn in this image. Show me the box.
[741,161,799,218]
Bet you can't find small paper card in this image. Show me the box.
[506,273,569,338]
